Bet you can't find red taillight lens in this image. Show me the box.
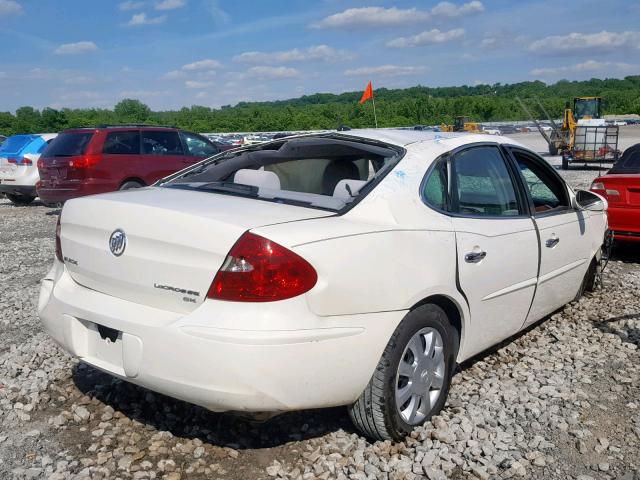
[7,157,32,165]
[68,154,100,169]
[208,232,317,302]
[55,216,64,262]
[591,181,605,192]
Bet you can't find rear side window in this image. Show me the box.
[37,139,54,154]
[181,132,218,157]
[142,130,183,155]
[45,132,94,157]
[103,131,140,155]
[452,146,520,217]
[422,159,447,210]
[610,145,640,173]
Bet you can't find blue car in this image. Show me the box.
[0,133,57,205]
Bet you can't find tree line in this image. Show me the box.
[2,76,640,135]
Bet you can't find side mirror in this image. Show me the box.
[574,189,606,212]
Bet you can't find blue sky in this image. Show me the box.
[1,0,638,111]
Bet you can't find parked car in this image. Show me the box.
[39,130,607,440]
[0,133,57,205]
[591,143,640,241]
[36,126,219,205]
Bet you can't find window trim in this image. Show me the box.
[420,142,531,220]
[503,145,572,218]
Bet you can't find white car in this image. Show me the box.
[38,130,607,440]
[0,133,57,205]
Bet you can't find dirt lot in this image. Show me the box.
[0,129,639,480]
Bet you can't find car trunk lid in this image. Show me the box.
[60,187,333,313]
[597,174,640,207]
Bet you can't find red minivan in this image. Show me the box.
[37,126,219,205]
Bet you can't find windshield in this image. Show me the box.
[574,99,599,120]
[160,135,402,212]
[0,135,35,154]
[44,132,94,157]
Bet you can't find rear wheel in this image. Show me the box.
[348,304,458,441]
[119,180,144,190]
[548,143,558,156]
[6,193,35,206]
[561,155,569,170]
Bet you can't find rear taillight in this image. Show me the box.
[55,216,64,262]
[591,181,619,197]
[208,232,317,302]
[7,157,32,165]
[68,154,100,169]
[590,181,605,192]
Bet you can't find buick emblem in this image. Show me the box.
[109,229,127,257]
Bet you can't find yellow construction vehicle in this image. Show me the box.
[517,96,619,169]
[441,116,481,133]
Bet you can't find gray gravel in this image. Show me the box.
[1,130,639,480]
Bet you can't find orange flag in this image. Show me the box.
[359,81,373,104]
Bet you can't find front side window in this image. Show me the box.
[512,150,568,213]
[103,131,140,155]
[452,146,520,217]
[181,132,218,157]
[142,130,183,156]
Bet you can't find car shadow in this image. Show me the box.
[592,312,640,347]
[609,241,640,264]
[71,363,354,450]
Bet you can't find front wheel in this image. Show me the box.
[119,180,144,190]
[348,304,458,441]
[6,193,35,206]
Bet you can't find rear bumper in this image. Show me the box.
[37,178,116,203]
[38,261,404,412]
[607,205,640,242]
[0,183,36,196]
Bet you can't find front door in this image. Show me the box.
[507,147,593,325]
[449,145,539,357]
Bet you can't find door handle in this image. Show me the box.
[464,251,486,263]
[545,237,560,248]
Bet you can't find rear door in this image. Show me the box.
[507,147,592,325]
[101,130,142,187]
[449,145,538,356]
[141,130,187,182]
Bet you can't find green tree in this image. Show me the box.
[114,99,151,124]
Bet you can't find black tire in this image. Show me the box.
[561,155,569,170]
[548,143,558,156]
[6,193,35,206]
[348,304,458,441]
[574,258,598,301]
[119,180,144,191]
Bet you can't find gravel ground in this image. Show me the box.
[1,129,639,480]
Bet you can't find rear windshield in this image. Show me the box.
[159,135,402,212]
[609,146,640,174]
[0,135,35,154]
[44,132,94,157]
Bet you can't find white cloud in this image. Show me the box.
[155,0,186,10]
[345,65,427,77]
[430,1,483,18]
[185,80,214,89]
[387,28,465,48]
[182,59,221,71]
[312,2,482,28]
[118,1,145,11]
[531,60,638,77]
[126,12,166,26]
[195,91,208,99]
[246,66,300,79]
[162,69,186,79]
[203,0,230,25]
[529,31,640,54]
[54,41,99,55]
[0,0,22,16]
[233,45,352,64]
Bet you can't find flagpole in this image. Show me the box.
[372,95,378,128]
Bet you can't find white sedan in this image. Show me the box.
[38,130,607,440]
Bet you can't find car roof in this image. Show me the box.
[325,128,518,149]
[62,125,180,132]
